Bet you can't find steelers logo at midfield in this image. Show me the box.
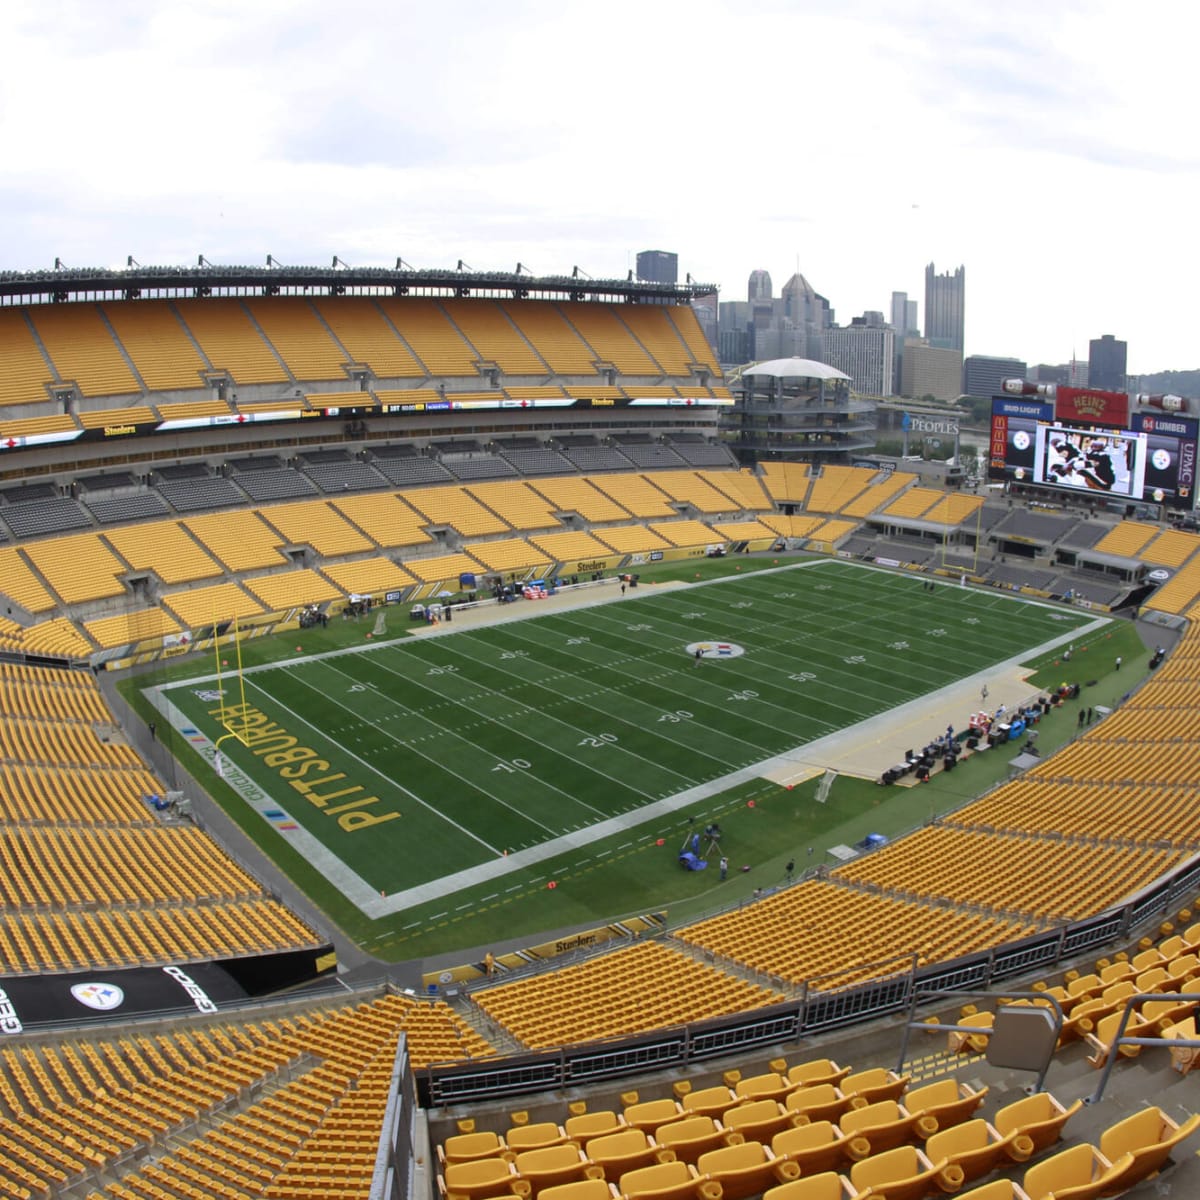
[687,642,745,660]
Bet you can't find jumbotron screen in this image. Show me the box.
[989,397,1198,509]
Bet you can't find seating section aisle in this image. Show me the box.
[557,305,659,375]
[172,299,289,384]
[22,534,129,606]
[700,468,773,512]
[322,557,416,598]
[313,297,425,377]
[183,511,289,572]
[102,300,209,392]
[526,475,630,522]
[676,881,1032,990]
[643,471,740,514]
[330,492,434,549]
[0,662,321,974]
[444,299,548,375]
[257,500,375,557]
[404,485,511,538]
[0,548,56,614]
[0,990,493,1200]
[245,297,350,381]
[841,472,917,518]
[375,298,477,375]
[469,538,552,576]
[589,473,676,519]
[831,827,1184,923]
[502,302,598,375]
[471,941,785,1051]
[466,481,564,531]
[104,522,224,584]
[26,304,139,398]
[0,310,54,408]
[805,467,878,513]
[760,462,811,505]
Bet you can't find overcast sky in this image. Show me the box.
[2,0,1194,374]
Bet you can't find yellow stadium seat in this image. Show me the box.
[440,1157,527,1199]
[783,1084,853,1125]
[1096,1106,1200,1193]
[513,1144,601,1193]
[695,1140,797,1200]
[1020,1142,1129,1200]
[840,1068,909,1107]
[763,1174,855,1200]
[506,1123,574,1152]
[838,1100,923,1158]
[538,1181,618,1200]
[951,1182,1031,1200]
[993,1093,1081,1157]
[924,1119,1033,1187]
[623,1099,684,1133]
[848,1143,963,1200]
[585,1129,673,1182]
[903,1079,987,1136]
[438,1130,512,1166]
[564,1111,625,1146]
[617,1160,720,1200]
[785,1059,851,1089]
[770,1121,861,1175]
[653,1116,737,1164]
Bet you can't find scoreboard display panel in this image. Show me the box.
[989,396,1197,509]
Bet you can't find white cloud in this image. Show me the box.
[0,0,1196,371]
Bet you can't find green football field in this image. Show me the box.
[151,558,1105,953]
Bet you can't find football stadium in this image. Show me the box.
[0,262,1198,1199]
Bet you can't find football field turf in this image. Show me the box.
[153,559,1103,932]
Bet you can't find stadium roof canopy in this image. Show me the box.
[0,262,718,307]
[743,357,850,380]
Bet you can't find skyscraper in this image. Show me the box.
[964,355,1027,399]
[924,263,965,352]
[1088,334,1128,392]
[747,270,773,302]
[822,317,895,396]
[635,250,678,284]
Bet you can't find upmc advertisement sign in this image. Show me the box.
[1133,412,1199,505]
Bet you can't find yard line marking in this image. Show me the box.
[240,674,505,855]
[291,663,562,840]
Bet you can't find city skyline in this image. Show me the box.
[1,1,1195,374]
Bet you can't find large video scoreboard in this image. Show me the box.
[989,390,1197,510]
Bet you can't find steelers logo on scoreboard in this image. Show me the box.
[1152,448,1172,471]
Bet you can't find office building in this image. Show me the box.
[822,318,895,396]
[900,339,963,402]
[635,250,678,284]
[1088,334,1128,392]
[963,355,1027,399]
[1031,364,1070,386]
[747,269,773,302]
[924,263,965,352]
